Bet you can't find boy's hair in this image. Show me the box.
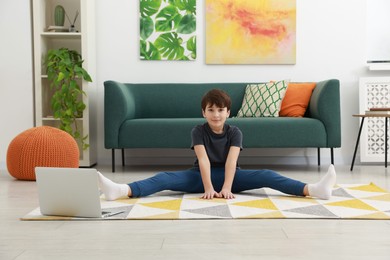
[201,89,231,111]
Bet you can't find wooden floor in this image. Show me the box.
[1,163,390,260]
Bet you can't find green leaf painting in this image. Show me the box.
[140,0,196,61]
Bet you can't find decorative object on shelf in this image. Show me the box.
[45,48,92,150]
[365,107,390,115]
[47,25,68,32]
[47,5,67,32]
[140,0,196,61]
[206,0,296,64]
[65,9,79,32]
[6,126,79,181]
[54,5,65,26]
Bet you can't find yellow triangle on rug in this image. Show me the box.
[241,211,286,219]
[140,199,182,211]
[232,198,278,210]
[363,193,390,201]
[348,182,387,193]
[141,211,180,220]
[352,211,389,219]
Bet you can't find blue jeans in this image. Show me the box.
[128,167,306,198]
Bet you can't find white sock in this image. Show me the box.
[97,171,129,201]
[308,164,336,200]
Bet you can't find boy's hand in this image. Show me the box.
[201,189,219,200]
[218,189,235,199]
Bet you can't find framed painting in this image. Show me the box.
[140,0,197,61]
[206,0,296,64]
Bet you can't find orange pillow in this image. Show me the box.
[279,83,316,117]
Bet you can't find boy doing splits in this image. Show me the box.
[99,89,336,201]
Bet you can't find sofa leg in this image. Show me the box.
[317,148,321,166]
[122,149,125,166]
[112,149,115,173]
[330,148,334,164]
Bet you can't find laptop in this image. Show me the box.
[35,167,125,218]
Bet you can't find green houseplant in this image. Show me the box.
[45,48,92,150]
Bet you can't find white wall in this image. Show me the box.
[2,0,390,168]
[366,0,390,62]
[0,0,34,170]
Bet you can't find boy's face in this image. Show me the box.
[202,104,230,132]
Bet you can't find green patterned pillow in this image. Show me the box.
[236,80,289,117]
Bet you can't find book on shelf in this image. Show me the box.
[369,107,390,111]
[365,110,390,115]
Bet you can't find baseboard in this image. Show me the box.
[119,156,321,166]
[0,161,5,171]
[102,148,341,166]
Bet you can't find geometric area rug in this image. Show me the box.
[21,183,390,220]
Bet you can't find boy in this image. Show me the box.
[99,89,336,200]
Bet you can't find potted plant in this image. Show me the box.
[45,48,92,150]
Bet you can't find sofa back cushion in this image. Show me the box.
[125,83,248,118]
[123,82,317,119]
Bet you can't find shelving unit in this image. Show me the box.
[32,0,97,167]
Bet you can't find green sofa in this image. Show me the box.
[104,79,341,172]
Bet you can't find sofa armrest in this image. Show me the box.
[309,79,341,147]
[104,81,136,148]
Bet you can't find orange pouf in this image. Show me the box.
[6,126,79,181]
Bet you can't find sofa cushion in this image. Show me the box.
[280,83,316,117]
[228,117,327,147]
[119,118,206,148]
[236,80,288,118]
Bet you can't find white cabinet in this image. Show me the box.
[32,0,97,167]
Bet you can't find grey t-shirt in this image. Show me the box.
[191,123,243,168]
